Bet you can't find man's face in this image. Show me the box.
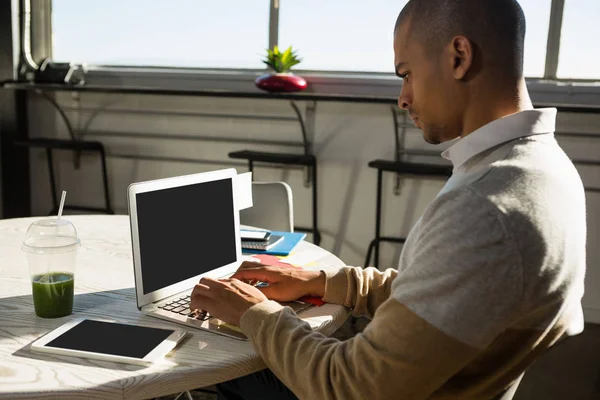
[393,20,464,144]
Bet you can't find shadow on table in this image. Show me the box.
[12,342,149,372]
[8,288,184,372]
[73,286,138,312]
[4,288,263,397]
[2,287,137,314]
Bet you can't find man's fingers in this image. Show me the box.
[191,279,222,303]
[190,293,214,311]
[231,269,274,283]
[199,276,229,290]
[199,276,219,285]
[254,284,277,298]
[238,261,267,270]
[232,278,277,298]
[193,282,211,294]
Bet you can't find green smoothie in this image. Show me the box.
[31,272,74,318]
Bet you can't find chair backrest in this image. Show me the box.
[240,181,294,232]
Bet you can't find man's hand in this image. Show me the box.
[231,261,326,302]
[190,277,268,327]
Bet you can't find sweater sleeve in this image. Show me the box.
[240,298,479,400]
[239,186,526,399]
[321,266,397,318]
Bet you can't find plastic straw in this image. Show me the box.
[57,190,67,221]
[48,190,67,285]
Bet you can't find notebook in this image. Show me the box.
[242,231,306,256]
[242,234,284,251]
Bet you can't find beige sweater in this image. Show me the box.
[240,109,586,399]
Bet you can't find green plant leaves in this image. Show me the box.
[262,46,302,73]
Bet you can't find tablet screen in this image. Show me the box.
[45,320,176,359]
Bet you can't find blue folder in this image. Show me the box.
[242,231,307,256]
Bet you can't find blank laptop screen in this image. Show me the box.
[135,178,237,294]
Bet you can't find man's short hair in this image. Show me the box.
[396,0,526,78]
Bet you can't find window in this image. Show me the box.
[278,0,406,73]
[49,0,598,82]
[519,0,553,77]
[557,0,600,79]
[51,0,270,69]
[279,0,552,77]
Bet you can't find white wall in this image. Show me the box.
[26,93,600,322]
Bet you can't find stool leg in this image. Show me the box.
[311,162,321,246]
[99,147,114,214]
[46,148,59,215]
[374,169,383,269]
[364,238,377,267]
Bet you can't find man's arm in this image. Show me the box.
[240,187,524,399]
[322,266,398,318]
[231,263,398,318]
[241,297,478,400]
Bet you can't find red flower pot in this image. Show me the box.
[255,73,307,93]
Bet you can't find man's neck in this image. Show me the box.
[461,79,533,138]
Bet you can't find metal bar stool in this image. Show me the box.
[16,90,114,215]
[228,100,321,245]
[365,108,452,269]
[15,138,114,215]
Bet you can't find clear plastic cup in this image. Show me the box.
[22,218,80,318]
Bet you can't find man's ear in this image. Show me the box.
[448,36,473,80]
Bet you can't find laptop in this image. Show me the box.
[127,168,311,340]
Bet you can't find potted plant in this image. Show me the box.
[255,46,307,93]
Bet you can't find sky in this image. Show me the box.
[51,0,599,80]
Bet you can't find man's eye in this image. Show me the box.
[399,72,411,82]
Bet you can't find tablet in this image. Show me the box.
[31,318,187,366]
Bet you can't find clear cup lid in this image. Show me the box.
[22,218,81,254]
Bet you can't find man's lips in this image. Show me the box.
[410,114,420,127]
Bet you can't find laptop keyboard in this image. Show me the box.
[157,294,211,321]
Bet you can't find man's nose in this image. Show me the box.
[398,86,411,110]
[398,98,410,110]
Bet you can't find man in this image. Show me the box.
[191,0,587,398]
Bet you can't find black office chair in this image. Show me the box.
[229,100,321,245]
[365,107,452,269]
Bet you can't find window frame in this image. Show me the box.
[26,0,600,107]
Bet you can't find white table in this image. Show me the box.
[0,215,348,399]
